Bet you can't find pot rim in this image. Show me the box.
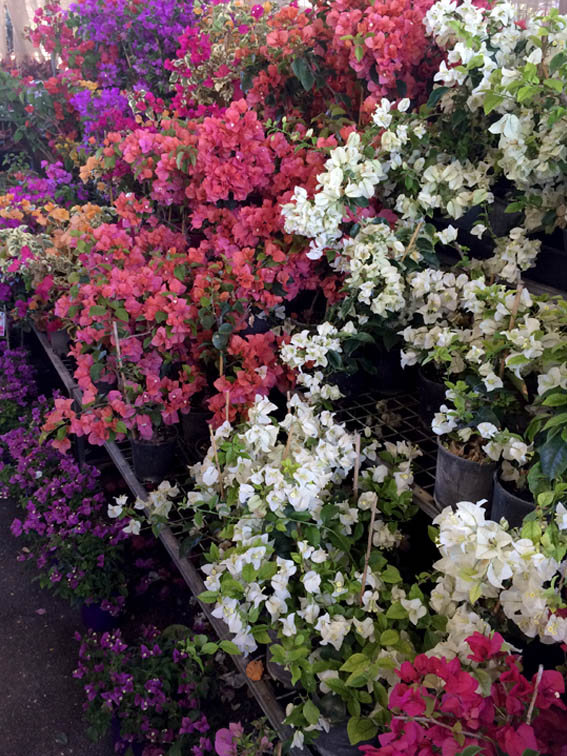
[436,437,497,468]
[492,471,534,505]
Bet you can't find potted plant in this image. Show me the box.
[431,380,532,512]
[360,630,566,755]
[74,625,214,754]
[116,392,443,749]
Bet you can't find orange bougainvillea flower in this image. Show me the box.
[245,660,264,681]
[48,207,70,223]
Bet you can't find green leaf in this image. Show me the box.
[385,602,408,620]
[89,305,107,317]
[550,51,567,73]
[544,78,563,94]
[219,640,241,655]
[347,717,377,745]
[212,333,229,351]
[483,92,504,114]
[258,562,278,581]
[155,311,167,323]
[469,582,482,605]
[198,590,219,603]
[381,565,402,583]
[201,642,218,655]
[354,45,364,63]
[521,520,542,542]
[303,699,320,726]
[542,391,567,407]
[537,433,567,481]
[291,57,315,91]
[114,307,129,322]
[517,85,538,103]
[379,629,399,646]
[340,653,368,672]
[242,563,256,582]
[115,421,128,435]
[90,363,103,382]
[345,670,368,687]
[426,86,448,109]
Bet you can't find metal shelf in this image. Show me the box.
[32,327,310,756]
[336,392,440,518]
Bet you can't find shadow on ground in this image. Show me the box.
[0,497,114,756]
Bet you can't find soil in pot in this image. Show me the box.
[417,367,446,426]
[130,434,177,483]
[490,474,534,529]
[434,440,496,512]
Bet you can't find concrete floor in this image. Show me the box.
[0,496,113,756]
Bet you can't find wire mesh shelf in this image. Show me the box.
[336,391,441,519]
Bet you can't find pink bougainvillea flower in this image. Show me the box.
[251,4,264,19]
[214,727,236,756]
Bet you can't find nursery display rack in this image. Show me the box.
[33,325,312,756]
[32,326,440,753]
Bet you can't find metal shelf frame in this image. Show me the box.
[33,327,310,756]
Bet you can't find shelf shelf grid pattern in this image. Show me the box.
[335,392,441,518]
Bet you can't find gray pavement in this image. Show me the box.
[0,496,114,756]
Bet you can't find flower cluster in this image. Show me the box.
[362,631,566,756]
[1,393,129,613]
[73,625,213,754]
[432,499,567,644]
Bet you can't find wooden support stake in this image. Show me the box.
[353,433,361,497]
[209,425,225,500]
[225,390,230,424]
[283,424,294,460]
[402,221,423,261]
[359,494,378,606]
[499,281,524,379]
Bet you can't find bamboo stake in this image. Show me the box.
[219,352,224,378]
[402,221,423,261]
[359,494,378,606]
[283,424,294,460]
[499,281,524,379]
[209,425,225,500]
[526,664,544,725]
[353,433,361,497]
[225,390,230,424]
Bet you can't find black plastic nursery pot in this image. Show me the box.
[129,435,177,483]
[434,440,496,512]
[417,368,446,426]
[312,723,377,756]
[490,473,535,529]
[48,329,70,357]
[374,346,411,396]
[94,378,116,397]
[525,244,567,291]
[181,410,211,445]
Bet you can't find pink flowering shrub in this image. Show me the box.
[361,632,567,756]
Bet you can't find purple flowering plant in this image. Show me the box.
[0,392,129,614]
[0,343,37,433]
[74,625,213,755]
[54,0,196,94]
